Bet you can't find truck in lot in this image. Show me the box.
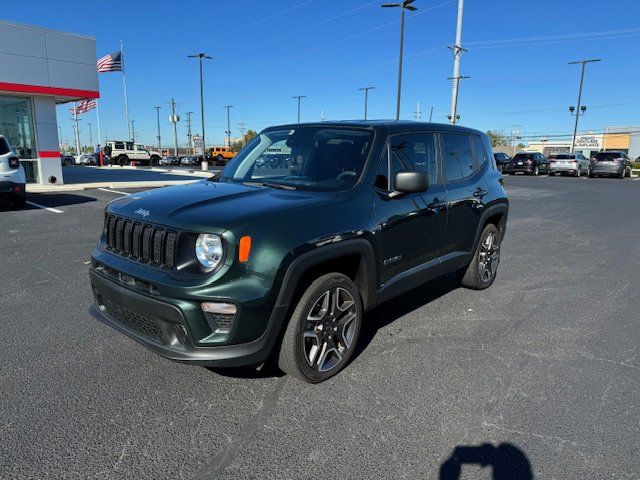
[90,121,508,383]
[209,146,236,165]
[103,141,162,166]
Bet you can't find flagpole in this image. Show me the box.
[96,99,103,165]
[121,40,131,140]
[73,102,81,156]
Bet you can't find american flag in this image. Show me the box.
[70,99,97,115]
[97,51,123,72]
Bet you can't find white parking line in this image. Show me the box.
[97,187,130,195]
[25,201,63,213]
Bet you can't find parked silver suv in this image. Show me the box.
[0,135,26,209]
[548,153,590,177]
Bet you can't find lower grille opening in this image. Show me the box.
[100,298,165,344]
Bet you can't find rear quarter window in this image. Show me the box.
[0,137,10,155]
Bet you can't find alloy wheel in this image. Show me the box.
[478,232,500,283]
[303,287,357,372]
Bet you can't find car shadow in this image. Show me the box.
[26,193,97,208]
[439,443,533,479]
[351,273,459,362]
[208,273,459,380]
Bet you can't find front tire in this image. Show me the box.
[278,273,362,383]
[458,224,501,290]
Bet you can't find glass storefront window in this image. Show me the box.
[0,95,36,159]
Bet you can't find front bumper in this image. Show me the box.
[89,267,287,368]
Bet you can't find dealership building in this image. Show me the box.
[526,127,640,159]
[0,20,98,184]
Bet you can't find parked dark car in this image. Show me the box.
[493,152,511,173]
[89,121,509,383]
[589,151,632,178]
[60,154,75,166]
[505,152,549,175]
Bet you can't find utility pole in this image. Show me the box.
[154,106,162,154]
[223,105,233,147]
[358,86,375,120]
[568,59,601,152]
[293,96,306,123]
[87,122,93,149]
[511,124,522,153]
[320,110,326,121]
[382,0,418,121]
[187,52,212,169]
[428,106,434,122]
[447,75,470,124]
[238,120,246,147]
[185,111,193,154]
[448,0,467,125]
[170,98,179,157]
[413,102,421,120]
[130,120,136,143]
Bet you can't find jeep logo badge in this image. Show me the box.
[134,208,150,218]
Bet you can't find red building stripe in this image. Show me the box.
[39,151,61,158]
[0,82,99,99]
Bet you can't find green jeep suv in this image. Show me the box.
[90,121,508,383]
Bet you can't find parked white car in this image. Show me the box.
[103,141,161,166]
[0,135,26,209]
[548,153,591,177]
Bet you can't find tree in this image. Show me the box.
[231,129,258,152]
[486,130,509,148]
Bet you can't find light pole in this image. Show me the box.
[293,95,306,123]
[154,106,162,155]
[223,105,233,147]
[87,122,93,149]
[382,0,417,121]
[447,75,470,124]
[185,111,193,154]
[568,59,601,153]
[188,52,212,169]
[130,120,135,143]
[358,86,375,120]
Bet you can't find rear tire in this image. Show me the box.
[458,224,501,290]
[278,273,362,383]
[118,155,129,166]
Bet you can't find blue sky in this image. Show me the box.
[9,0,640,147]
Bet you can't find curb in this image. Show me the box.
[26,179,201,193]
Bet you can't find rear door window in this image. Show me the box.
[442,133,474,182]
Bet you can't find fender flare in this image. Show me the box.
[274,239,378,313]
[470,202,509,254]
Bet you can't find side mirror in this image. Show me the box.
[394,171,429,193]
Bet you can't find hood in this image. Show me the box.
[106,180,337,231]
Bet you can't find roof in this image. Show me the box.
[262,120,483,136]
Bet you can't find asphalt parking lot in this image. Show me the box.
[1,175,639,479]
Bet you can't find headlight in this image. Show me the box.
[195,234,224,269]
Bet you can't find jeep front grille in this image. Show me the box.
[105,214,178,269]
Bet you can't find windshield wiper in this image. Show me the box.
[244,181,297,190]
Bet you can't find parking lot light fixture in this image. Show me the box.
[382,0,418,121]
[568,58,601,153]
[188,53,212,169]
[293,95,306,123]
[358,86,375,120]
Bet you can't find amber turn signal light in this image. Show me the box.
[239,236,252,262]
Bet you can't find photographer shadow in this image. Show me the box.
[440,443,533,480]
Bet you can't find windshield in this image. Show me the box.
[595,152,622,161]
[219,126,374,191]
